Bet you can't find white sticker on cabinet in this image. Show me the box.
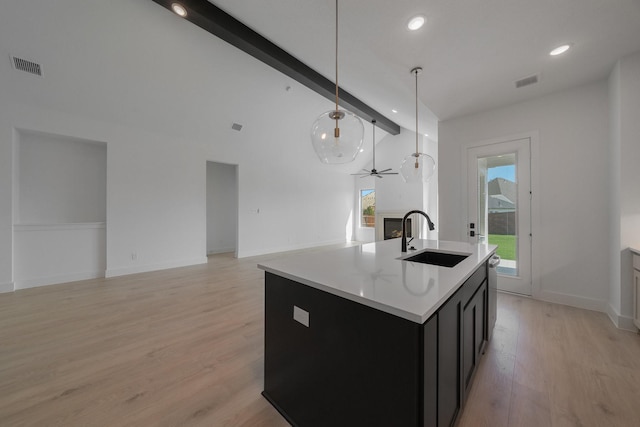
[293,306,309,327]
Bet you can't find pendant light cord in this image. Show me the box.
[415,68,419,156]
[333,0,340,137]
[335,0,339,112]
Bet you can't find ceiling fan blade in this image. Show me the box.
[375,174,383,178]
[380,172,399,175]
[360,174,372,179]
[377,168,392,173]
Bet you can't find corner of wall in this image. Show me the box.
[607,59,622,317]
[607,301,638,331]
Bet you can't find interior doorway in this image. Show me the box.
[206,161,238,257]
[467,138,532,295]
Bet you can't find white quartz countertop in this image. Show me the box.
[258,239,497,324]
[631,248,640,256]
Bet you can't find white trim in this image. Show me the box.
[0,282,14,293]
[528,132,542,302]
[537,289,607,313]
[14,272,104,290]
[462,133,537,296]
[607,302,639,332]
[13,222,105,232]
[105,257,208,278]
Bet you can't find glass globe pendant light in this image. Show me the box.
[400,67,435,183]
[311,0,364,164]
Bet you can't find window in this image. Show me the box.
[361,189,375,227]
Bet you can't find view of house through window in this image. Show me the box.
[484,156,517,276]
[361,189,375,227]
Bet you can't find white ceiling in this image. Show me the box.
[209,0,640,141]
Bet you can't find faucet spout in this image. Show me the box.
[401,210,435,252]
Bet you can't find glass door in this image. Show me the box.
[467,138,531,295]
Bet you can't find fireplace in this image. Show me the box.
[374,211,419,241]
[383,218,411,240]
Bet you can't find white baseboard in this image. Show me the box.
[237,239,351,258]
[14,272,104,290]
[0,282,14,293]
[606,303,639,332]
[105,257,208,278]
[207,247,236,255]
[536,290,639,331]
[536,289,607,313]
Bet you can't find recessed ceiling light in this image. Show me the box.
[550,44,571,56]
[171,3,187,17]
[391,109,398,113]
[359,148,365,153]
[407,15,426,31]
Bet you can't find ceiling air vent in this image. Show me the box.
[231,123,243,131]
[515,74,538,88]
[11,56,42,76]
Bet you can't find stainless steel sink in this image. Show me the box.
[400,250,470,268]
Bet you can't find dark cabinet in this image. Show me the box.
[463,280,487,398]
[437,264,487,427]
[437,290,462,427]
[263,260,490,427]
[263,273,421,427]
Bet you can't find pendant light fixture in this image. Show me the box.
[400,67,435,183]
[310,0,364,164]
[352,120,398,178]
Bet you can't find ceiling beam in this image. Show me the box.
[150,0,401,135]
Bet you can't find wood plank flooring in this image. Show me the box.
[1,250,639,426]
[459,292,640,427]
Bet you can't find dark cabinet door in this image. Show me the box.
[423,313,438,427]
[462,280,487,398]
[437,291,462,427]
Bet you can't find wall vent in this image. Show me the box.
[231,123,243,131]
[515,74,538,88]
[11,56,42,76]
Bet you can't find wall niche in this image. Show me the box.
[13,130,107,289]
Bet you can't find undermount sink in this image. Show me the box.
[400,250,470,268]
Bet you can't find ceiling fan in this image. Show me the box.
[351,120,398,179]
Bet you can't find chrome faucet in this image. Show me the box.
[401,210,435,252]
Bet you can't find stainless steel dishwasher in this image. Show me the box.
[488,255,500,340]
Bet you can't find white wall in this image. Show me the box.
[439,80,611,311]
[16,130,106,224]
[14,223,106,289]
[206,162,237,255]
[609,51,640,329]
[368,130,439,240]
[0,0,369,288]
[12,130,107,288]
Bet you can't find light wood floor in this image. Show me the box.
[1,251,639,426]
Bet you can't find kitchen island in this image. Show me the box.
[258,239,497,427]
